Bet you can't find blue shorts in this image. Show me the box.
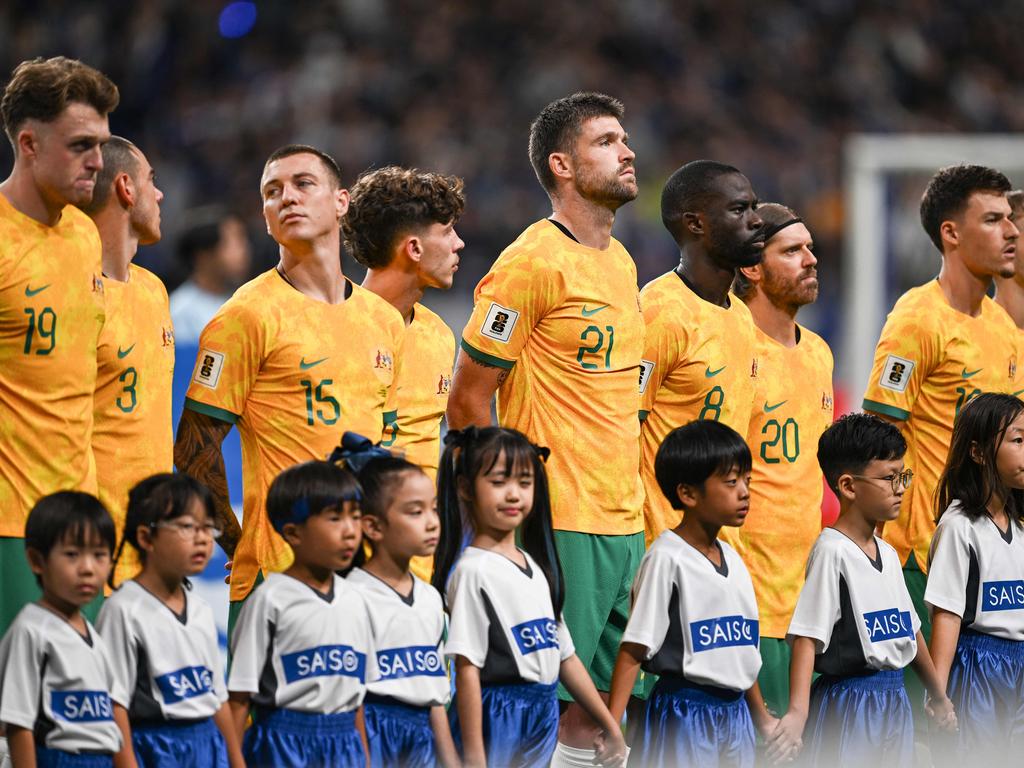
[364,696,436,768]
[934,631,1024,765]
[629,675,754,767]
[802,668,912,768]
[451,681,558,768]
[132,718,227,768]
[35,749,112,768]
[243,708,365,768]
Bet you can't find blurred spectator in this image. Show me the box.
[169,208,251,343]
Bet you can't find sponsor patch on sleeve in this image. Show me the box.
[479,303,519,344]
[879,354,914,393]
[193,349,225,389]
[639,359,655,394]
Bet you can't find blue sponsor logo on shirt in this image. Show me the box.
[689,615,759,651]
[280,644,367,684]
[155,665,214,704]
[862,609,915,642]
[377,646,446,680]
[982,580,1024,612]
[51,690,113,722]
[512,618,559,655]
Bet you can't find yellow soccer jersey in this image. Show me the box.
[460,219,644,535]
[863,279,1022,572]
[93,265,174,586]
[184,270,405,601]
[731,325,834,638]
[0,194,105,537]
[639,272,758,544]
[383,302,455,478]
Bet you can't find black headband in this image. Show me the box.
[762,217,803,244]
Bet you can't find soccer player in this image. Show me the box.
[0,56,118,633]
[640,161,763,546]
[342,165,465,479]
[731,203,834,714]
[994,189,1024,330]
[863,165,1021,647]
[174,145,406,628]
[82,136,173,588]
[446,92,644,764]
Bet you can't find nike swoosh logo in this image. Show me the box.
[705,365,726,378]
[1012,388,1024,397]
[300,356,328,370]
[763,400,787,412]
[581,304,609,317]
[117,344,135,359]
[25,284,50,297]
[961,368,982,379]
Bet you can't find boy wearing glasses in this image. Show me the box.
[766,414,956,767]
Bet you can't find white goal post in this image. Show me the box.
[841,134,1024,404]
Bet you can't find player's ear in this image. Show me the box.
[361,514,384,542]
[279,522,302,548]
[738,263,761,284]
[969,440,985,465]
[684,212,703,237]
[135,524,155,552]
[675,482,699,509]
[15,127,37,160]
[404,234,424,265]
[335,188,350,222]
[548,152,573,184]
[25,547,46,577]
[114,172,134,208]
[836,473,857,502]
[940,219,959,250]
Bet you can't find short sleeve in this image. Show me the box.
[227,589,273,694]
[459,251,563,370]
[621,548,676,658]
[862,307,941,421]
[184,300,266,424]
[94,602,138,707]
[444,568,490,667]
[787,542,843,652]
[556,617,575,661]
[924,517,973,618]
[0,623,42,729]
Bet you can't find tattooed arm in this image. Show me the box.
[174,407,242,557]
[446,349,509,429]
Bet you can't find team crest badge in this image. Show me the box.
[161,327,175,347]
[374,349,394,371]
[437,374,452,395]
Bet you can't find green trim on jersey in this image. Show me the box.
[862,399,910,421]
[459,340,515,370]
[185,397,240,425]
[638,410,649,421]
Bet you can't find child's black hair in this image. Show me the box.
[111,473,216,584]
[432,426,564,615]
[266,460,362,536]
[937,393,1024,526]
[355,455,426,520]
[25,491,115,585]
[817,412,907,493]
[655,420,753,510]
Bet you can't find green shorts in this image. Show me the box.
[758,637,791,716]
[554,530,646,700]
[0,537,103,635]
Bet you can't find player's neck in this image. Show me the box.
[362,551,414,597]
[284,560,335,594]
[0,171,65,227]
[832,506,876,547]
[674,516,723,560]
[994,275,1024,330]
[362,268,424,324]
[937,254,992,317]
[549,196,615,250]
[676,249,735,308]
[471,526,523,564]
[92,209,138,282]
[743,289,799,347]
[277,239,347,304]
[38,594,87,633]
[135,566,186,610]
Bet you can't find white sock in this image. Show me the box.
[550,742,597,767]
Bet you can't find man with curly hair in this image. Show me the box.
[343,165,465,485]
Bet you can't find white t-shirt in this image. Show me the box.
[925,502,1024,641]
[788,528,920,674]
[96,580,227,722]
[622,531,761,691]
[346,568,449,707]
[228,573,376,713]
[445,547,574,686]
[0,604,126,753]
